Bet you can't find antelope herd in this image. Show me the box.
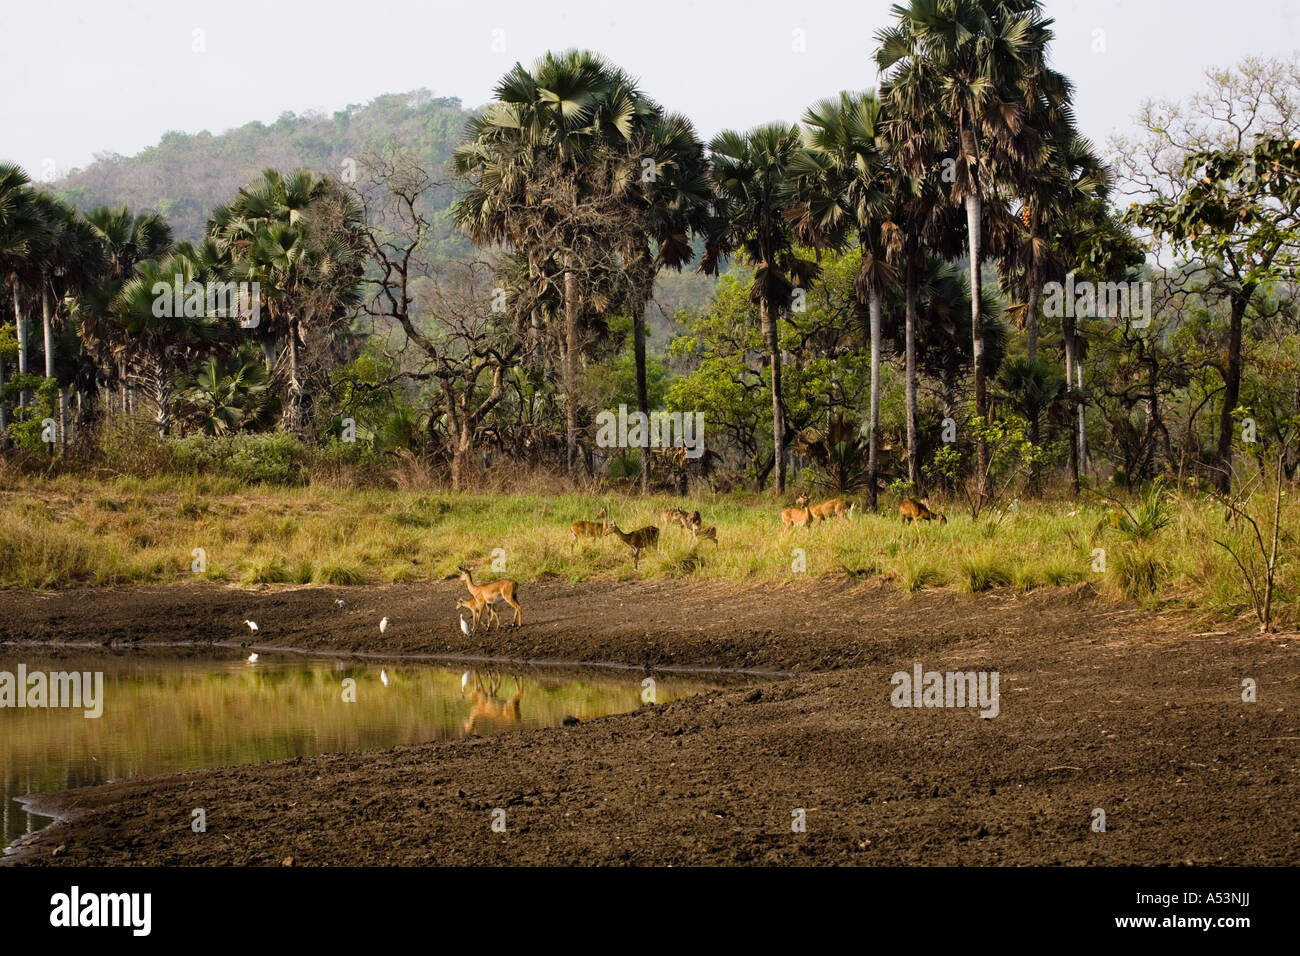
[454,493,948,633]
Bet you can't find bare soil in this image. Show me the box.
[1,580,1296,866]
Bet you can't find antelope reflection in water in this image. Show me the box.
[461,670,524,734]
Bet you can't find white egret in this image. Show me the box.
[335,599,346,607]
[459,615,471,637]
[244,620,258,631]
[381,669,389,686]
[379,617,389,634]
[247,653,259,663]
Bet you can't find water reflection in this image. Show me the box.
[1,651,729,850]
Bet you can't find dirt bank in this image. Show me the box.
[2,581,1296,865]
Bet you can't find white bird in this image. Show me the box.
[244,620,258,632]
[247,653,259,663]
[335,599,346,607]
[461,671,471,691]
[459,615,471,637]
[379,617,389,634]
[380,669,389,686]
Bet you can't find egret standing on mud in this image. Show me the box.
[459,615,471,637]
[244,620,258,632]
[380,617,389,634]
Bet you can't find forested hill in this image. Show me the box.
[52,89,474,248]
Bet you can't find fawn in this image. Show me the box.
[457,565,523,628]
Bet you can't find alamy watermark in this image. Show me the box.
[151,274,261,328]
[1043,274,1152,329]
[0,665,103,718]
[594,404,705,459]
[890,662,1000,718]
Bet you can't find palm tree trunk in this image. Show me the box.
[1076,358,1089,479]
[965,190,988,502]
[634,295,650,496]
[762,296,785,495]
[867,282,882,511]
[1064,317,1079,494]
[1025,256,1042,491]
[42,283,54,379]
[905,258,919,489]
[564,258,579,479]
[11,282,26,411]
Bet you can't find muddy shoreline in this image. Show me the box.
[1,581,1296,866]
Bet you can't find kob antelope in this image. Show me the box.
[809,497,854,522]
[456,595,499,632]
[606,524,659,569]
[781,495,814,531]
[660,507,701,532]
[899,497,946,524]
[569,507,609,545]
[458,565,523,628]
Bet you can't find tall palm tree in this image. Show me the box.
[998,122,1109,487]
[790,90,898,509]
[0,163,44,428]
[709,123,819,496]
[877,0,1055,502]
[454,50,636,479]
[620,109,717,493]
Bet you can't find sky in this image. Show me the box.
[3,0,1298,181]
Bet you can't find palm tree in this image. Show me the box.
[790,90,898,509]
[78,206,174,425]
[877,0,1055,502]
[709,124,820,496]
[0,163,44,429]
[178,347,275,435]
[454,50,703,485]
[108,253,217,435]
[620,109,717,493]
[212,170,364,434]
[454,51,628,478]
[998,124,1109,487]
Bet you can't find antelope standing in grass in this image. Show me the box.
[809,497,853,522]
[781,495,814,531]
[606,523,659,569]
[899,497,946,524]
[458,565,523,628]
[569,507,609,545]
[660,507,700,532]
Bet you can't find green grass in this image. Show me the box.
[0,473,1294,626]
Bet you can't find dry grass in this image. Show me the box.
[0,473,1294,627]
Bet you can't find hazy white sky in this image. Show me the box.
[3,0,1297,180]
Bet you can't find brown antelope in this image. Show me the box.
[456,595,499,632]
[660,507,700,532]
[693,523,718,544]
[605,524,659,569]
[781,495,814,531]
[809,497,854,522]
[899,497,946,524]
[569,507,609,545]
[678,511,717,544]
[458,565,523,628]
